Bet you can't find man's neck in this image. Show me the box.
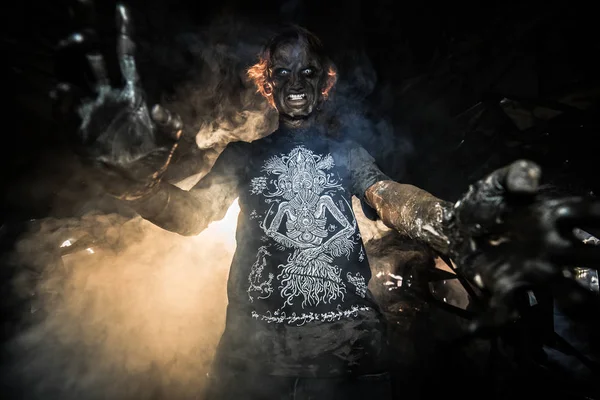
[279,112,317,132]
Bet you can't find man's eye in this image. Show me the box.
[302,68,314,76]
[276,69,290,77]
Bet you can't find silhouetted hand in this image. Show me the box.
[449,160,600,330]
[53,1,181,199]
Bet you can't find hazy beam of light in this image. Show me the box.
[8,199,241,399]
[8,195,470,399]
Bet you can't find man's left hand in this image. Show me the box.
[448,160,600,329]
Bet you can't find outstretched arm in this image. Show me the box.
[343,141,453,254]
[125,181,229,236]
[365,181,454,255]
[357,144,600,329]
[54,2,239,236]
[127,143,243,236]
[364,160,543,256]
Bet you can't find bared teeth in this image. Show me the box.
[288,93,306,100]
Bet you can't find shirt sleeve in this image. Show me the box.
[339,141,391,220]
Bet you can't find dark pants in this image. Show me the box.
[204,369,393,400]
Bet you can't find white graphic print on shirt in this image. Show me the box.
[248,146,367,320]
[247,246,274,302]
[346,272,368,298]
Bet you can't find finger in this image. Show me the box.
[115,3,140,87]
[50,82,75,109]
[549,198,600,254]
[470,265,548,334]
[86,52,110,90]
[505,160,541,195]
[50,82,83,119]
[478,159,540,198]
[151,105,183,141]
[51,83,81,126]
[457,160,540,230]
[555,199,600,232]
[50,81,92,146]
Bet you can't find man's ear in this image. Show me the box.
[263,83,272,95]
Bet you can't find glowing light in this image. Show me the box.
[60,239,73,248]
[195,198,240,249]
[45,200,242,395]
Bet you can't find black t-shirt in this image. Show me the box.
[193,127,390,377]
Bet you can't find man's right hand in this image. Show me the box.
[53,1,181,200]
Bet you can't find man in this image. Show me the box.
[131,26,399,399]
[55,4,597,399]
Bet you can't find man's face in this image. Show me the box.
[269,40,323,119]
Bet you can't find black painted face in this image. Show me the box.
[269,40,323,120]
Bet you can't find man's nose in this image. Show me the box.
[289,73,303,90]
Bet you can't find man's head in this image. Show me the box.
[248,27,337,126]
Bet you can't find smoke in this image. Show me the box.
[136,7,413,185]
[164,25,279,150]
[2,26,276,400]
[137,14,280,184]
[2,202,239,400]
[0,5,425,399]
[317,37,414,181]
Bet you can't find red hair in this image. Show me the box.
[247,28,337,108]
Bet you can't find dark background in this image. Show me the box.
[2,0,598,220]
[1,1,599,399]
